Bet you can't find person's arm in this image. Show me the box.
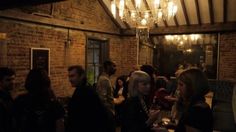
[99,78,114,110]
[114,95,125,105]
[56,118,64,132]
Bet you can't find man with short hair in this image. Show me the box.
[0,67,16,132]
[66,65,115,132]
[96,60,116,114]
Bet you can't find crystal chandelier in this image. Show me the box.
[111,0,178,39]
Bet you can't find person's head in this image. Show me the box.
[115,76,126,88]
[103,60,116,76]
[25,69,54,99]
[177,68,209,102]
[68,65,86,87]
[0,67,15,91]
[129,71,151,97]
[140,65,155,80]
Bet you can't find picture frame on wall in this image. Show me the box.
[31,48,50,75]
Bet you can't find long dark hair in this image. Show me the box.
[114,75,128,99]
[178,68,209,104]
[25,69,55,101]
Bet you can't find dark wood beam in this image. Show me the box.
[163,19,168,27]
[155,23,158,28]
[131,0,136,9]
[223,0,228,23]
[121,22,236,35]
[143,0,150,10]
[98,0,122,29]
[143,0,158,28]
[124,21,131,29]
[208,0,214,24]
[174,16,179,26]
[123,5,133,29]
[194,0,201,25]
[180,0,190,25]
[0,12,120,36]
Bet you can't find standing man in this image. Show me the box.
[96,60,116,115]
[66,65,115,132]
[0,67,16,132]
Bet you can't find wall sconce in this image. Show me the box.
[65,39,72,48]
[0,33,7,40]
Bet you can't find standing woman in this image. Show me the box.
[175,68,213,132]
[122,71,159,132]
[113,76,128,125]
[13,69,65,132]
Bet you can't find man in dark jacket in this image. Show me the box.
[66,65,115,132]
[0,67,16,132]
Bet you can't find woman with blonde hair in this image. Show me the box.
[175,68,213,132]
[122,71,159,132]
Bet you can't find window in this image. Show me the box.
[86,38,109,85]
[152,34,219,79]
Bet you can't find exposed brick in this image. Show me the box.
[0,0,137,97]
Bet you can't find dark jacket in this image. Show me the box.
[0,90,15,132]
[13,94,65,132]
[66,84,115,132]
[122,97,153,132]
[175,97,213,132]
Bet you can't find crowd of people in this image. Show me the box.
[0,60,213,132]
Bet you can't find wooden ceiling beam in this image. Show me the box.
[194,0,201,25]
[163,19,168,27]
[208,0,214,24]
[223,0,228,23]
[113,1,131,29]
[180,0,190,26]
[174,16,179,26]
[98,0,122,29]
[121,22,236,35]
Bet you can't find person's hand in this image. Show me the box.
[148,109,160,123]
[165,96,177,102]
[113,95,125,104]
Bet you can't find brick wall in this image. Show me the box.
[0,0,137,97]
[219,32,236,82]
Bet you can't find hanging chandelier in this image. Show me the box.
[111,0,178,31]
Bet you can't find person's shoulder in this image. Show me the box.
[14,93,30,103]
[98,74,110,81]
[190,102,212,116]
[193,102,211,111]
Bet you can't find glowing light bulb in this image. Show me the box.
[141,19,147,26]
[154,0,160,8]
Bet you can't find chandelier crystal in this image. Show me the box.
[111,0,178,30]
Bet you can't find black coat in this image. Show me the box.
[66,84,115,132]
[0,90,15,132]
[122,97,153,132]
